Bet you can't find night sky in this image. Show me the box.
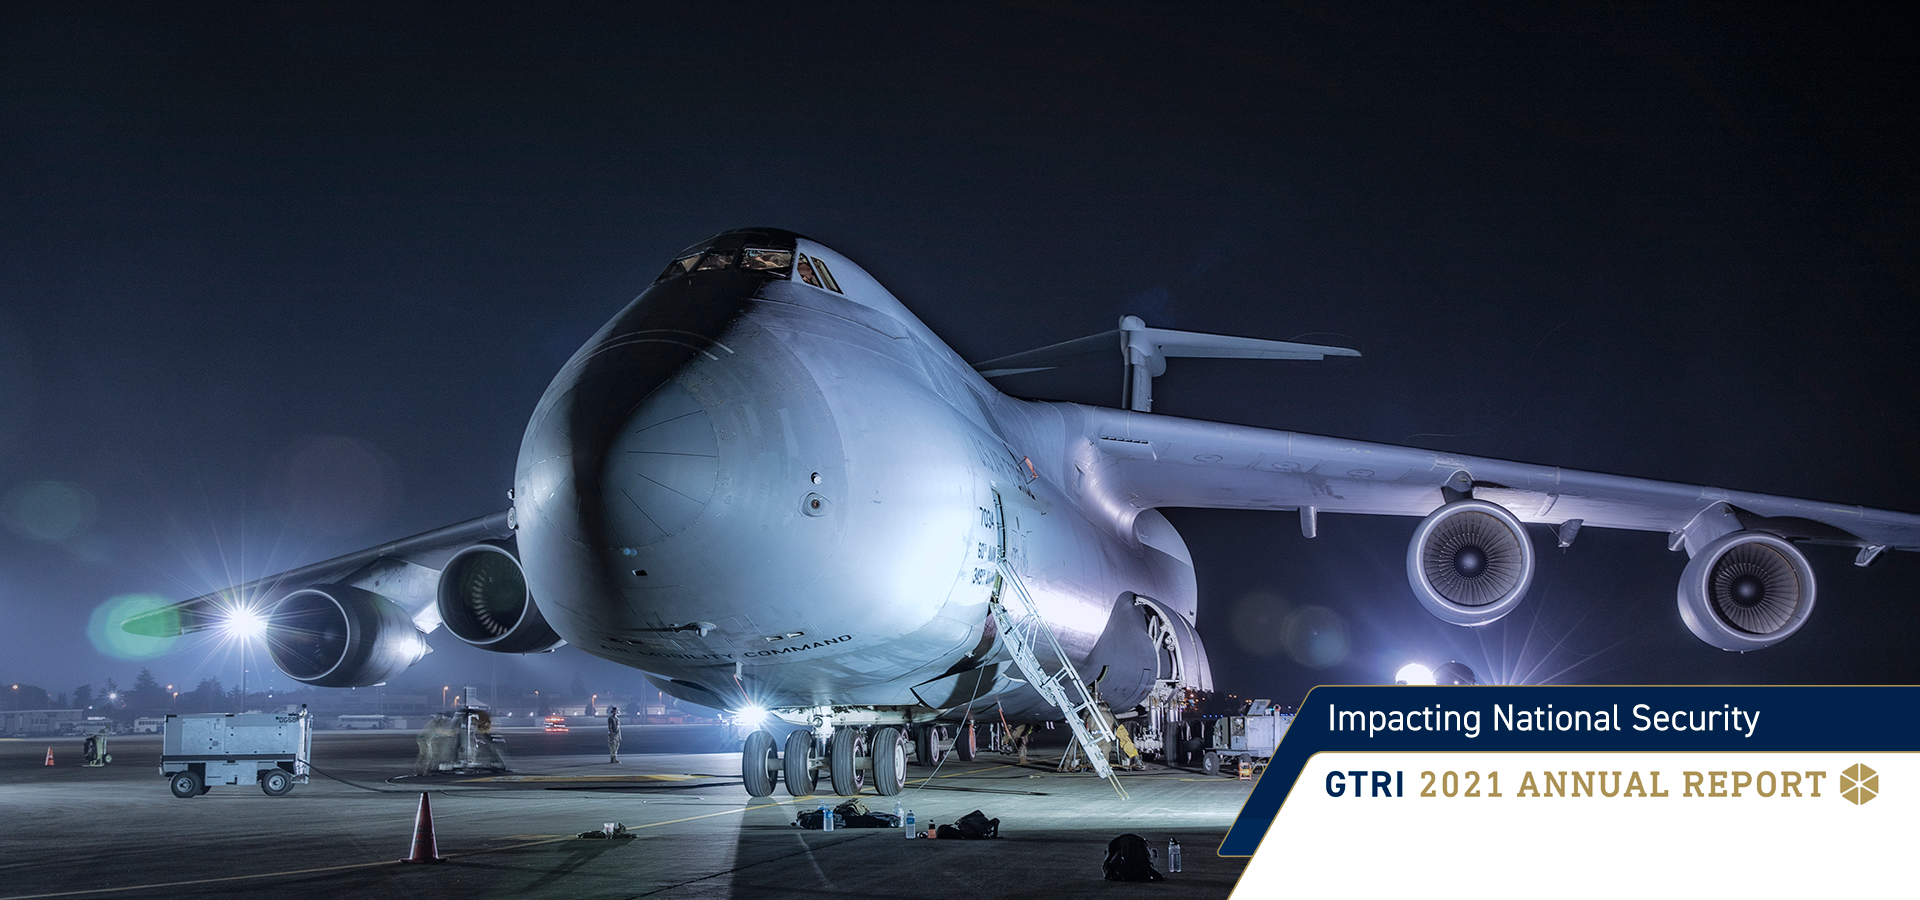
[3,6,1917,709]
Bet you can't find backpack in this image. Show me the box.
[953,809,999,839]
[793,808,841,830]
[1103,833,1163,881]
[840,805,898,828]
[797,799,900,830]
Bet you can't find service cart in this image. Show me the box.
[160,706,312,798]
[1202,699,1294,777]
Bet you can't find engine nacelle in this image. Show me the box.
[1678,532,1817,651]
[1406,499,1536,626]
[265,585,430,687]
[436,542,565,654]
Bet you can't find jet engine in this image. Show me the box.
[1406,499,1536,626]
[1677,532,1816,651]
[436,542,565,653]
[265,585,430,687]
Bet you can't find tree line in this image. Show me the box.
[2,668,256,716]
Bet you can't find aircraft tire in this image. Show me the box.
[829,727,865,796]
[954,722,976,761]
[783,729,816,796]
[742,730,778,797]
[916,725,947,766]
[872,726,906,796]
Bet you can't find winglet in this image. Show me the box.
[972,316,1358,411]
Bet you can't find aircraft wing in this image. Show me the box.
[1073,405,1920,556]
[122,509,516,637]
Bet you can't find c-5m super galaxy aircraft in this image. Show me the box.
[129,227,1920,797]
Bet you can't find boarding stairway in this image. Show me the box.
[990,558,1129,799]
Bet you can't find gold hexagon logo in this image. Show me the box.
[1840,764,1878,806]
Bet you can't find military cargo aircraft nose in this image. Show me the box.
[599,379,718,546]
[515,229,802,550]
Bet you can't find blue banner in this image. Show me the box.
[1221,684,1920,857]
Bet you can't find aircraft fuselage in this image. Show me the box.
[512,230,1192,720]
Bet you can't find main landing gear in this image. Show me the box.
[738,722,922,799]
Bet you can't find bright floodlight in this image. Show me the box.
[735,704,768,727]
[1395,663,1436,685]
[223,606,268,640]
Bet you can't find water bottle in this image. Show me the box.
[904,808,916,838]
[1168,838,1182,873]
[819,802,834,832]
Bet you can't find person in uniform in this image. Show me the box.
[1009,723,1034,765]
[607,706,621,763]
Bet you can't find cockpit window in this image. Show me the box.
[739,248,793,275]
[810,256,843,293]
[694,248,738,271]
[654,252,702,284]
[795,255,823,288]
[649,231,803,286]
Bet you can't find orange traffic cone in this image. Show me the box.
[44,747,53,766]
[399,792,445,863]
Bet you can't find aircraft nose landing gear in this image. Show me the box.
[870,725,906,796]
[740,709,917,798]
[828,727,866,796]
[784,729,817,796]
[742,730,779,797]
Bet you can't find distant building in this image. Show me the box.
[0,709,86,736]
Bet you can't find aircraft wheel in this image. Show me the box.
[872,726,906,796]
[829,727,865,796]
[261,769,293,797]
[742,730,778,797]
[915,725,947,766]
[169,771,202,799]
[954,722,976,761]
[783,729,816,796]
[1203,751,1221,777]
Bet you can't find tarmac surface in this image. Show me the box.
[0,725,1256,899]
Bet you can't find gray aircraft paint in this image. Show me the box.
[128,227,1920,717]
[515,233,1188,719]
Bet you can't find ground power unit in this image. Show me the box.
[160,707,313,798]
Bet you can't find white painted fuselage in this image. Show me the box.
[512,230,1194,720]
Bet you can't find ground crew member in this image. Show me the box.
[607,706,621,763]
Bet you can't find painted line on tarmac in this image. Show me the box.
[905,763,1017,785]
[0,799,807,900]
[459,773,711,783]
[0,860,400,900]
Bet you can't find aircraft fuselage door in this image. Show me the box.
[991,490,1007,560]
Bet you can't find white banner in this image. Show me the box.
[1232,751,1907,898]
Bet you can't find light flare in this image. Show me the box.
[733,704,768,728]
[222,605,269,640]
